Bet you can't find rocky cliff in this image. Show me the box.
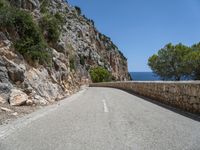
[0,0,130,106]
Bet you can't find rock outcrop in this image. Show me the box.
[0,0,130,106]
[9,89,28,106]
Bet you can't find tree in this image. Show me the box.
[148,43,191,80]
[89,67,112,83]
[184,43,200,80]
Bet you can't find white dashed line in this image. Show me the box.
[102,99,109,113]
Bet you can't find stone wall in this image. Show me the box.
[90,81,200,114]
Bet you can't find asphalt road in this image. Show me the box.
[0,87,200,150]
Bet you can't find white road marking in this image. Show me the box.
[102,99,109,113]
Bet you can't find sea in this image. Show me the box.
[130,72,161,81]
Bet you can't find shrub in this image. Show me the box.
[39,13,64,44]
[54,12,65,24]
[0,5,52,65]
[15,39,52,65]
[89,67,112,83]
[0,0,10,8]
[75,6,81,15]
[69,56,76,71]
[118,50,127,60]
[90,19,94,26]
[39,0,50,13]
[79,55,85,66]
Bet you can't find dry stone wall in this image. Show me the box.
[90,81,200,114]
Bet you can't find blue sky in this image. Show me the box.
[67,0,200,72]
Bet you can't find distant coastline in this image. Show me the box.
[130,72,161,81]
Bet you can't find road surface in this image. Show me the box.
[0,87,200,150]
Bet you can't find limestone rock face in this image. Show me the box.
[9,89,28,106]
[0,57,9,84]
[0,83,12,103]
[24,67,64,102]
[9,0,40,10]
[0,0,130,106]
[32,95,49,105]
[0,95,6,104]
[3,57,25,83]
[46,0,129,81]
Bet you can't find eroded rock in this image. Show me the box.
[1,107,12,112]
[26,99,34,106]
[3,57,25,83]
[9,89,28,106]
[33,95,49,105]
[0,57,10,83]
[0,83,12,103]
[24,67,63,102]
[0,96,5,104]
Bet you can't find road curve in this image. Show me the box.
[0,87,200,150]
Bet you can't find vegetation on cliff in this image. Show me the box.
[39,13,64,44]
[0,0,130,83]
[0,1,52,65]
[89,67,112,83]
[148,43,200,80]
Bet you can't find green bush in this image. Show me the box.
[89,67,112,83]
[69,56,76,71]
[79,55,85,66]
[0,5,52,65]
[54,12,65,24]
[39,13,64,43]
[0,0,10,8]
[75,6,81,15]
[39,0,50,13]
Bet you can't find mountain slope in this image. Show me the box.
[0,0,130,105]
